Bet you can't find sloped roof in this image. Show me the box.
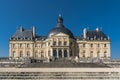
[12,29,33,38]
[86,30,108,40]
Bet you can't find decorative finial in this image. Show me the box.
[57,14,63,23]
[59,14,62,17]
[96,27,99,32]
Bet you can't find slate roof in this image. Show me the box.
[35,36,47,40]
[12,29,33,38]
[86,30,108,40]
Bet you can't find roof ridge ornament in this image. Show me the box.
[59,14,62,17]
[57,14,63,23]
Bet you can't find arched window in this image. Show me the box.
[19,51,23,57]
[97,44,100,48]
[64,49,67,57]
[83,43,86,48]
[97,51,100,58]
[58,41,62,46]
[90,51,93,58]
[58,49,62,58]
[26,51,30,57]
[35,52,38,58]
[104,51,107,58]
[53,49,57,57]
[90,44,93,48]
[83,50,85,57]
[104,44,107,47]
[12,51,16,57]
[27,44,30,48]
[12,44,15,48]
[53,41,56,45]
[48,50,51,57]
[64,41,67,45]
[20,43,22,48]
[41,51,44,57]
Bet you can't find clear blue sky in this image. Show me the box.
[0,0,120,58]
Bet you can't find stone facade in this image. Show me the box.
[9,15,110,60]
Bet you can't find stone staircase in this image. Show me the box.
[21,59,109,68]
[0,71,119,80]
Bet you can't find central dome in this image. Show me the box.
[47,15,74,38]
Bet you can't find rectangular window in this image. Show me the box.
[26,51,30,57]
[64,41,67,45]
[12,51,15,57]
[12,44,15,48]
[27,44,30,48]
[83,43,85,48]
[97,44,100,47]
[35,44,37,47]
[58,41,62,46]
[90,44,93,48]
[20,43,22,48]
[53,41,56,46]
[104,44,107,47]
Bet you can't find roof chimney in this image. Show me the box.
[83,28,86,39]
[20,26,23,32]
[33,26,36,38]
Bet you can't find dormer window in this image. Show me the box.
[20,43,22,48]
[90,44,93,48]
[83,43,86,48]
[53,41,56,46]
[27,44,30,48]
[97,44,100,47]
[104,44,107,47]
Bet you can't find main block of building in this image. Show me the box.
[9,15,110,60]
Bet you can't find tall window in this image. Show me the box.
[83,43,86,48]
[64,41,67,45]
[35,44,37,47]
[90,44,93,48]
[83,50,85,57]
[97,44,100,48]
[12,44,15,48]
[53,41,56,46]
[90,51,93,58]
[35,52,38,58]
[48,51,51,57]
[58,41,62,46]
[26,51,30,57]
[104,51,107,58]
[20,43,22,48]
[97,51,100,58]
[19,51,23,57]
[12,51,16,57]
[41,51,44,57]
[27,44,30,48]
[104,44,107,48]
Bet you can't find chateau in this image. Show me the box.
[9,15,110,60]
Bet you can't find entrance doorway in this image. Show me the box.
[58,49,62,58]
[64,50,67,57]
[53,49,57,58]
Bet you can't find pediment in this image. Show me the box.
[53,32,69,37]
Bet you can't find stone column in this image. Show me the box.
[62,49,64,58]
[57,48,59,58]
[51,49,53,57]
[67,49,69,58]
